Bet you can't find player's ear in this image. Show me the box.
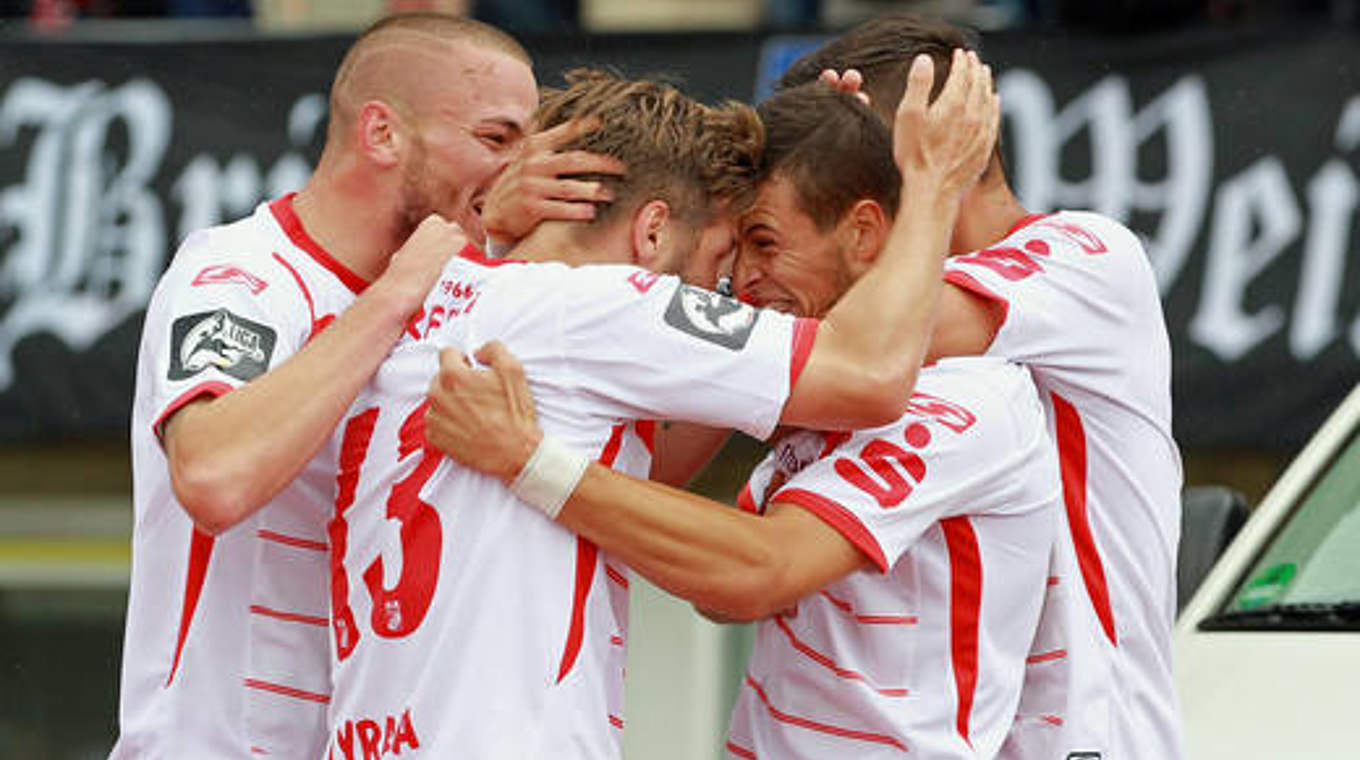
[356,100,405,168]
[842,198,889,276]
[631,200,671,270]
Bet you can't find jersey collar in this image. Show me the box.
[269,193,370,295]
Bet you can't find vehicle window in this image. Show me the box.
[1215,430,1360,623]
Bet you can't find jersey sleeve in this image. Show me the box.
[769,359,1059,572]
[141,230,311,440]
[475,264,817,441]
[943,213,1151,372]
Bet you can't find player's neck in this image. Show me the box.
[951,180,1029,254]
[510,220,633,267]
[290,167,402,282]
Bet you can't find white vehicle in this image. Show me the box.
[1175,382,1360,758]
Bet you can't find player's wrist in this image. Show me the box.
[507,434,588,521]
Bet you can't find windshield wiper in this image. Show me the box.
[1200,601,1360,631]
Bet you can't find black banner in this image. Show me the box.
[0,24,1356,448]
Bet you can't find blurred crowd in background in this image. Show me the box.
[1,0,1357,35]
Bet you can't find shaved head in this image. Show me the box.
[328,13,530,141]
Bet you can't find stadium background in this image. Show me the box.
[0,0,1357,756]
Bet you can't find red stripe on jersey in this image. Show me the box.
[942,516,982,748]
[558,537,598,684]
[608,714,624,730]
[270,252,338,342]
[250,746,268,755]
[788,317,819,390]
[1051,393,1118,646]
[268,194,368,295]
[257,529,327,552]
[1040,714,1065,726]
[943,269,1011,330]
[166,528,214,686]
[1026,649,1068,665]
[243,678,331,704]
[557,423,627,683]
[610,634,624,647]
[634,420,656,454]
[773,615,908,698]
[744,674,908,752]
[605,563,629,589]
[736,484,759,514]
[153,381,233,443]
[726,740,758,759]
[249,604,328,628]
[770,488,888,572]
[818,590,918,626]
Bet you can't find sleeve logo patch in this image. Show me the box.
[168,309,277,382]
[663,284,759,350]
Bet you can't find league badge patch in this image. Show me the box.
[663,284,759,350]
[168,309,276,382]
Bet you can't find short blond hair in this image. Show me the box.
[535,68,764,226]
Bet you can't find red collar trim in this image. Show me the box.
[1006,212,1052,237]
[268,193,370,295]
[459,244,526,267]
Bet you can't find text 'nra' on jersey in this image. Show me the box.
[332,708,420,760]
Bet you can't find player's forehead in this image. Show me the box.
[742,174,818,236]
[416,40,538,129]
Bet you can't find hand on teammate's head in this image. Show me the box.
[892,49,999,200]
[481,117,626,251]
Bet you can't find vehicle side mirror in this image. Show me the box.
[1177,485,1250,612]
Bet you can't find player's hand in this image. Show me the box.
[425,341,542,483]
[892,49,1000,201]
[481,117,626,252]
[817,68,870,106]
[378,213,468,315]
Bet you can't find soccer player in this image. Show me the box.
[424,83,1062,759]
[113,14,619,759]
[779,15,1185,760]
[325,60,997,759]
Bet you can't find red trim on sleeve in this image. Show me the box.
[249,605,329,628]
[788,318,818,390]
[268,194,368,295]
[633,420,656,455]
[736,484,760,514]
[942,516,982,748]
[557,423,627,684]
[944,269,1011,331]
[771,488,888,573]
[257,529,328,553]
[166,528,215,686]
[154,381,233,443]
[1052,393,1118,645]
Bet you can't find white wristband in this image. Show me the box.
[508,435,589,520]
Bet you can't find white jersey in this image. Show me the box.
[326,254,817,760]
[943,211,1184,760]
[725,358,1060,759]
[115,195,360,759]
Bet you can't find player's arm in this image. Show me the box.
[423,344,868,620]
[564,472,870,621]
[777,51,1000,429]
[924,280,1005,362]
[648,422,732,488]
[165,215,465,535]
